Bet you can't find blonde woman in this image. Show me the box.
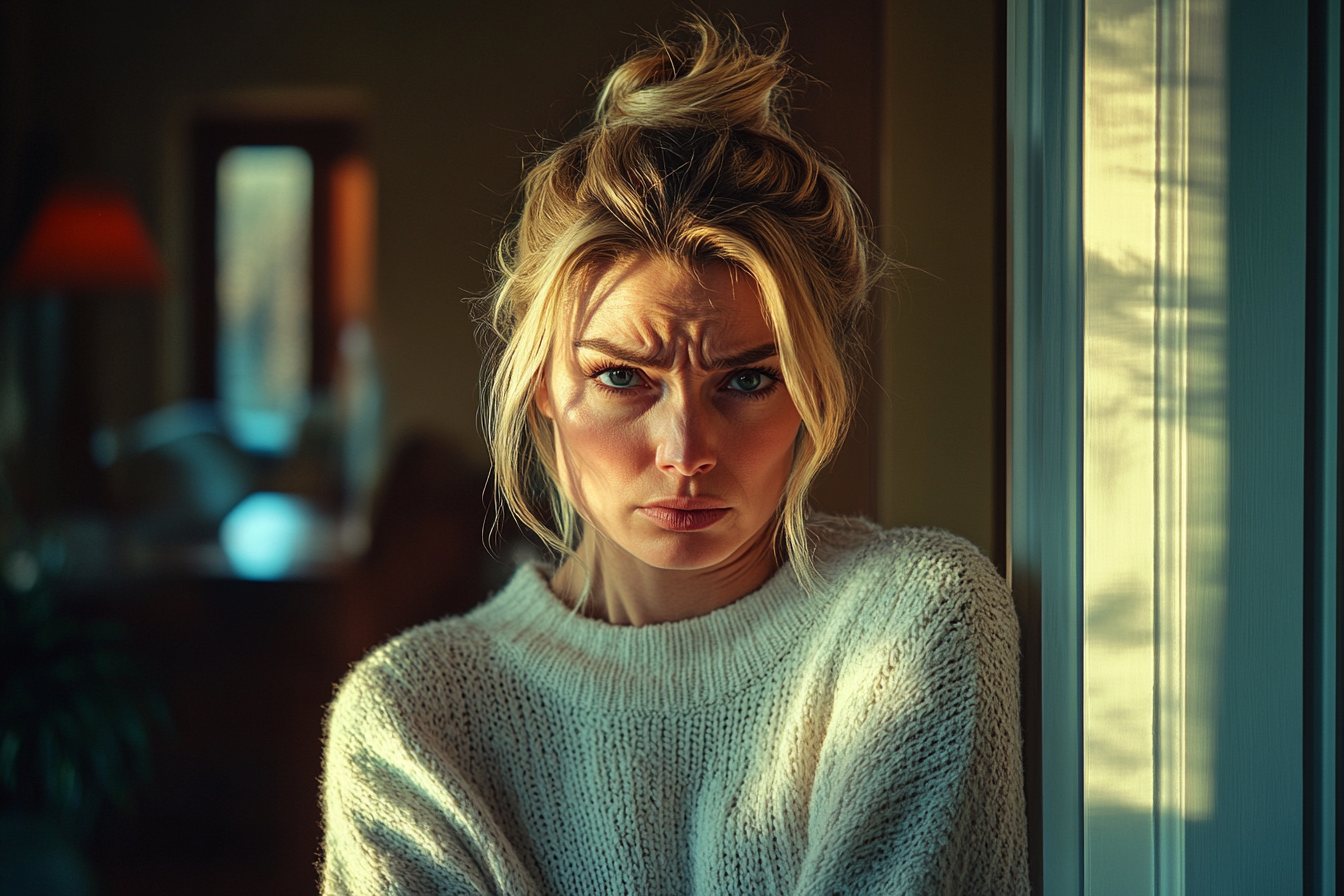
[322,17,1028,895]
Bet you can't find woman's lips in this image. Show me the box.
[637,505,730,531]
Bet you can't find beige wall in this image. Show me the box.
[879,0,1004,564]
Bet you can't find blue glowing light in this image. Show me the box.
[219,492,316,580]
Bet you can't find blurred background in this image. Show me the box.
[0,1,1003,892]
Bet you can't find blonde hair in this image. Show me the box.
[479,15,880,589]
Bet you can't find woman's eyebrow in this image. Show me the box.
[572,339,778,370]
[710,343,779,369]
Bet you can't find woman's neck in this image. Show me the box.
[549,524,782,626]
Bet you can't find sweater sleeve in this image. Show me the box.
[797,533,1030,896]
[320,652,533,896]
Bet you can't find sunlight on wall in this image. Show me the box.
[1082,0,1228,892]
[1178,0,1229,829]
[1083,0,1159,823]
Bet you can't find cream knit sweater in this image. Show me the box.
[321,517,1029,895]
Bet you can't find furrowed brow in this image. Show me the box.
[572,339,670,369]
[572,339,779,371]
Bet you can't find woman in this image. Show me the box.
[322,17,1028,895]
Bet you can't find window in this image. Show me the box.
[215,145,314,454]
[189,115,373,460]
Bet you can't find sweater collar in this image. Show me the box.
[467,555,825,713]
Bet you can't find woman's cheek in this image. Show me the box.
[558,400,648,483]
[725,399,801,455]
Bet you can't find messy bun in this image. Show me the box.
[594,19,789,134]
[481,14,881,589]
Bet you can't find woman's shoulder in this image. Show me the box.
[331,564,551,712]
[349,613,475,677]
[808,514,1016,644]
[811,513,1003,591]
[327,615,481,732]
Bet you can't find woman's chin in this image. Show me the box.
[628,537,738,573]
[618,520,771,574]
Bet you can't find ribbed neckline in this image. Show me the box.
[466,554,830,714]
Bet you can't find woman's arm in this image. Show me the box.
[797,535,1030,896]
[321,658,534,896]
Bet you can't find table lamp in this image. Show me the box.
[4,182,166,516]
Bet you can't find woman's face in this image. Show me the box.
[535,253,803,572]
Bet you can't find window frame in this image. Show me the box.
[1007,0,1338,891]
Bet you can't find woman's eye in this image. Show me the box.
[596,367,642,389]
[727,370,771,393]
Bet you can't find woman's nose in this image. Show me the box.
[654,396,716,477]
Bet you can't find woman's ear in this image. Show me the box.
[534,371,554,420]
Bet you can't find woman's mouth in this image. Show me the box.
[637,505,730,531]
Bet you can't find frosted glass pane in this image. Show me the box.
[217,145,313,454]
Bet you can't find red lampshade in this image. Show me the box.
[6,182,166,294]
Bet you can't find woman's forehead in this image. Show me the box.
[569,254,769,339]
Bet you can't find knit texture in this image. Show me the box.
[321,517,1029,895]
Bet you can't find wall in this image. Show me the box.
[879,0,1005,562]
